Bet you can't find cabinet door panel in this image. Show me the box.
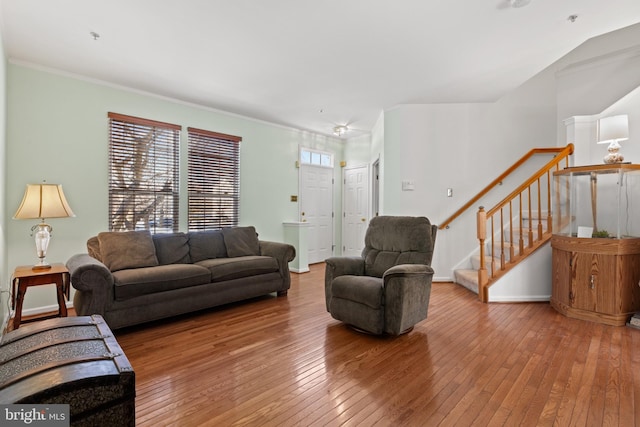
[592,254,617,313]
[571,252,618,313]
[571,252,598,312]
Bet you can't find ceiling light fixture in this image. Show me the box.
[510,0,531,8]
[333,125,348,137]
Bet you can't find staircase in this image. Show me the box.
[439,144,574,302]
[453,210,550,295]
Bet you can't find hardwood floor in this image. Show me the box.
[111,263,640,426]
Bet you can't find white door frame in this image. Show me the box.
[298,147,335,264]
[372,158,380,217]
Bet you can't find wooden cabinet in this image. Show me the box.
[551,235,640,326]
[551,164,640,325]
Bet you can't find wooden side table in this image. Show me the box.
[12,263,70,329]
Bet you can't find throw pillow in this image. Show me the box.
[87,236,102,262]
[97,230,159,272]
[153,232,191,265]
[222,226,260,257]
[188,230,227,263]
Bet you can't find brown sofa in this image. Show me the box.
[66,226,295,329]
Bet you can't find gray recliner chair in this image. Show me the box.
[325,216,437,335]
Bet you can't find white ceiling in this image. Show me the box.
[1,1,639,138]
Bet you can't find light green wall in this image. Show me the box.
[6,63,344,312]
[0,28,7,328]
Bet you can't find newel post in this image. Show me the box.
[477,206,488,302]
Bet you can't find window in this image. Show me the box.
[108,112,180,233]
[300,148,333,167]
[188,127,241,230]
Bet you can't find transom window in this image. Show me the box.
[300,148,333,167]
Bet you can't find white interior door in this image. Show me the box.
[300,165,333,264]
[342,165,369,257]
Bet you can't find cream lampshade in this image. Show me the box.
[596,114,629,164]
[13,183,75,270]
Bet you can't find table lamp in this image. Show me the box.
[597,114,629,164]
[13,183,75,270]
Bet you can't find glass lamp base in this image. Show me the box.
[603,142,624,164]
[603,152,624,164]
[32,223,53,270]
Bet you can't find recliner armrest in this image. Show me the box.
[383,264,435,335]
[383,263,434,279]
[325,257,365,277]
[324,257,365,311]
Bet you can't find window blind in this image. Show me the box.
[187,127,241,231]
[108,112,181,233]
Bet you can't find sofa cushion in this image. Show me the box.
[113,264,212,301]
[222,226,260,257]
[98,230,159,272]
[153,232,191,265]
[196,256,278,282]
[188,230,227,262]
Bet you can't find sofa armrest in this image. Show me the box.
[66,253,115,317]
[383,264,435,335]
[259,240,296,291]
[324,257,365,311]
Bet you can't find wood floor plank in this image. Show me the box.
[104,263,640,426]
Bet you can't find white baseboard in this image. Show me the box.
[14,301,74,319]
[489,295,551,303]
[1,312,9,335]
[291,267,310,273]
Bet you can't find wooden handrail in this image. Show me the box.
[485,144,574,217]
[438,144,575,230]
[475,143,574,302]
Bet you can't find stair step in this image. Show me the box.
[470,254,498,270]
[454,269,479,294]
[498,228,548,243]
[521,210,549,221]
[486,244,524,262]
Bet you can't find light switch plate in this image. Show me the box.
[402,180,415,191]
